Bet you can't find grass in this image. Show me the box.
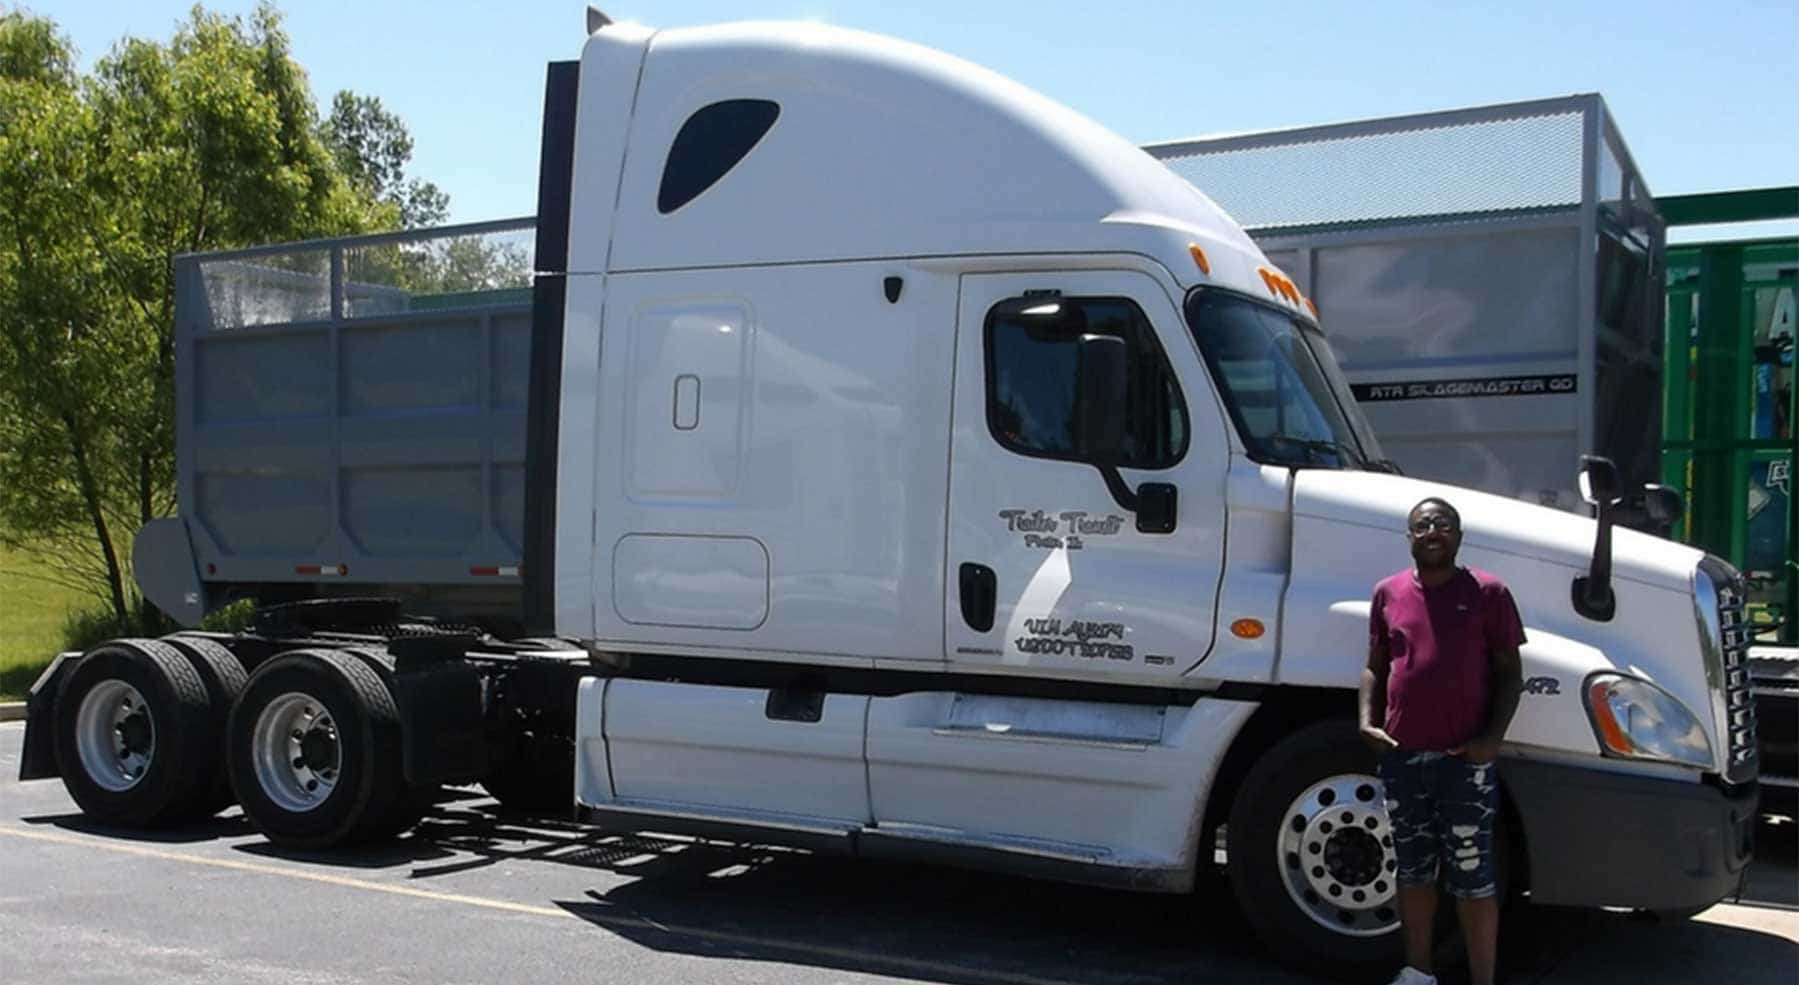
[0,542,92,700]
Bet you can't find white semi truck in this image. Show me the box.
[18,10,1761,971]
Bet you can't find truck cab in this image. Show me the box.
[22,12,1759,974]
[527,16,1757,960]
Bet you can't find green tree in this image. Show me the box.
[0,12,137,622]
[321,92,532,301]
[322,90,449,228]
[0,3,408,628]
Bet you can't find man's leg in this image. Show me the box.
[1442,756,1502,985]
[1399,884,1439,975]
[1456,895,1499,985]
[1379,751,1441,977]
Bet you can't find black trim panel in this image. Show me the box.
[533,61,580,274]
[1504,758,1757,910]
[523,275,568,635]
[522,60,580,636]
[590,650,1219,707]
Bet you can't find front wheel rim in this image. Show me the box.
[1276,773,1399,938]
[75,680,154,792]
[251,692,342,813]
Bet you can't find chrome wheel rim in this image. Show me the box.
[75,680,154,792]
[1277,773,1399,938]
[252,692,341,813]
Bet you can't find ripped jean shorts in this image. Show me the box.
[1376,749,1499,900]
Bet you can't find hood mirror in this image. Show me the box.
[1572,455,1619,622]
[1643,484,1684,527]
[1578,456,1620,507]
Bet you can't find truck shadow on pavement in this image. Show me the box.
[448,811,1312,985]
[261,795,1329,985]
[24,795,1799,985]
[25,810,254,844]
[253,797,1799,985]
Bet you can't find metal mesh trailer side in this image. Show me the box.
[163,219,538,627]
[1146,95,1665,513]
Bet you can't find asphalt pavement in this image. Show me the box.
[2,721,1794,985]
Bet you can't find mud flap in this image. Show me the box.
[19,651,79,781]
[392,660,489,786]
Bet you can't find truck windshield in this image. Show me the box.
[1185,290,1384,470]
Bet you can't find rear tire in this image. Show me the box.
[227,649,404,849]
[344,649,433,839]
[160,635,248,818]
[52,639,212,827]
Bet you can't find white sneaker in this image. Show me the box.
[1387,969,1438,985]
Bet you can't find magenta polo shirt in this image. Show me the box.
[1369,566,1527,752]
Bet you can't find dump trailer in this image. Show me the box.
[18,10,1761,972]
[1146,96,1668,520]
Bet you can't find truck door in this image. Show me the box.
[944,271,1226,680]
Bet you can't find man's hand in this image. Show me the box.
[1455,736,1502,764]
[1360,725,1398,755]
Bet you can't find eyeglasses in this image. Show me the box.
[1409,516,1458,535]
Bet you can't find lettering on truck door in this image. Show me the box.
[943,270,1228,681]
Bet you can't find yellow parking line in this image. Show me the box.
[0,824,568,918]
[0,823,1083,985]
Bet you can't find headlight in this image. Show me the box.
[1583,673,1713,768]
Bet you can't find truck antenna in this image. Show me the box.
[586,6,613,33]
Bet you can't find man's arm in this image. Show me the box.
[1460,644,1523,763]
[1359,637,1397,754]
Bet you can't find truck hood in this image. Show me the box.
[1274,469,1722,772]
[1291,470,1702,594]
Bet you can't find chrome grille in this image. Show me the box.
[1709,563,1759,782]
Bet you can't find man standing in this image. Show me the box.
[1360,497,1526,985]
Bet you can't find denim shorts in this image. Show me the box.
[1376,750,1499,899]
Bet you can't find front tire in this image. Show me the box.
[227,649,403,849]
[1226,719,1403,972]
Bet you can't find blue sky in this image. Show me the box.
[35,0,1799,241]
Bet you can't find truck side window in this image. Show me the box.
[658,99,781,214]
[984,296,1187,469]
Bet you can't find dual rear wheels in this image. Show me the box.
[226,648,422,847]
[52,639,428,847]
[53,640,215,827]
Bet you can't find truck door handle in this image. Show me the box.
[959,563,997,632]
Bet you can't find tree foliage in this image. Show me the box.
[322,91,450,228]
[0,3,444,626]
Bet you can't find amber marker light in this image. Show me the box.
[1188,243,1211,275]
[1230,618,1266,640]
[1588,680,1633,755]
